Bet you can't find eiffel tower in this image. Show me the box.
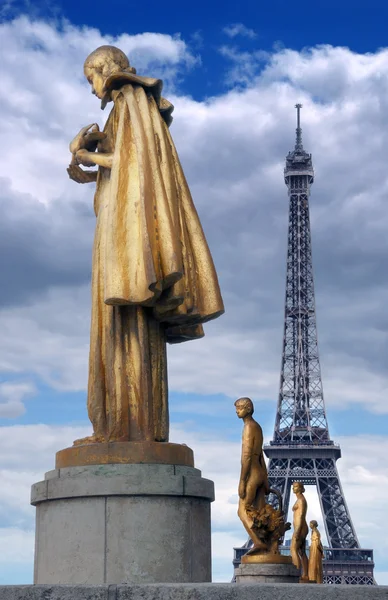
[232,105,375,585]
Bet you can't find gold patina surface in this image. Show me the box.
[67,45,224,447]
[56,441,194,469]
[241,553,293,565]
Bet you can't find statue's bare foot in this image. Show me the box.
[73,434,105,446]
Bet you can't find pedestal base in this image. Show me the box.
[31,463,214,584]
[235,561,300,584]
[55,441,194,468]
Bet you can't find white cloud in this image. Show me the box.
[0,528,35,563]
[0,17,198,204]
[1,18,387,417]
[0,381,36,418]
[223,23,257,40]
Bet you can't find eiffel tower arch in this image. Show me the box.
[232,106,375,585]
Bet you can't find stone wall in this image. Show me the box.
[0,584,386,600]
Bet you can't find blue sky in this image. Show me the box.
[0,0,387,586]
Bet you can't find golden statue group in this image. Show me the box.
[235,397,324,583]
[65,44,322,583]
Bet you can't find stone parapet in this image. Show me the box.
[0,583,387,600]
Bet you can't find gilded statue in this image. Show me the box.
[308,520,323,583]
[235,398,290,558]
[68,46,224,445]
[291,481,309,580]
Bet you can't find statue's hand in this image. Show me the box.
[238,481,246,499]
[67,164,97,184]
[69,123,99,154]
[75,149,96,168]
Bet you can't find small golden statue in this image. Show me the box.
[66,46,224,448]
[308,520,323,583]
[235,398,291,563]
[291,482,309,581]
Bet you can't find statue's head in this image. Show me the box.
[309,520,318,529]
[292,481,305,494]
[84,45,136,99]
[234,397,254,419]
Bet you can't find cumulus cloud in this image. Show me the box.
[223,23,257,40]
[0,17,387,416]
[0,381,36,418]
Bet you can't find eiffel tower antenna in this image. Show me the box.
[295,103,303,151]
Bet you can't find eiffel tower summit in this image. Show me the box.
[233,105,375,585]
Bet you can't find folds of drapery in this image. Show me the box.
[103,83,224,344]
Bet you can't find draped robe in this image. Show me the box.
[87,74,224,443]
[308,528,323,583]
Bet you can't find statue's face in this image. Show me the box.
[235,401,251,419]
[293,483,302,494]
[85,67,105,99]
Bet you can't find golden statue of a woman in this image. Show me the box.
[308,520,324,583]
[291,481,309,580]
[67,45,224,446]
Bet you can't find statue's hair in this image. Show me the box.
[310,520,318,528]
[234,397,254,414]
[293,481,305,493]
[84,45,136,77]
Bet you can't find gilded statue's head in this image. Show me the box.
[84,45,136,99]
[310,520,318,529]
[235,397,254,419]
[292,481,305,494]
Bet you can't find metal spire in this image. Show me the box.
[295,103,303,151]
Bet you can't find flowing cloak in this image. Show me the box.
[102,71,224,338]
[308,529,323,583]
[86,71,224,443]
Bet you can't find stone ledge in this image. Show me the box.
[0,583,386,600]
[44,464,202,480]
[31,464,214,505]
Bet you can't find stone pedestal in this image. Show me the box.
[31,462,214,585]
[235,561,300,584]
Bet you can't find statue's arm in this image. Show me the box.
[239,426,254,498]
[75,149,113,169]
[318,536,324,553]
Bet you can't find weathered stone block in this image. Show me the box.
[32,464,213,584]
[235,561,300,584]
[1,583,387,600]
[30,480,47,504]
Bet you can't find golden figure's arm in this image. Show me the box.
[239,425,255,498]
[75,149,113,169]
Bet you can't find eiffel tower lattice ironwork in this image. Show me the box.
[232,105,375,585]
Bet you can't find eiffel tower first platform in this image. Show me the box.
[232,105,375,585]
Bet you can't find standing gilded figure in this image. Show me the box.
[308,520,324,583]
[235,398,290,559]
[68,45,224,445]
[291,481,309,579]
